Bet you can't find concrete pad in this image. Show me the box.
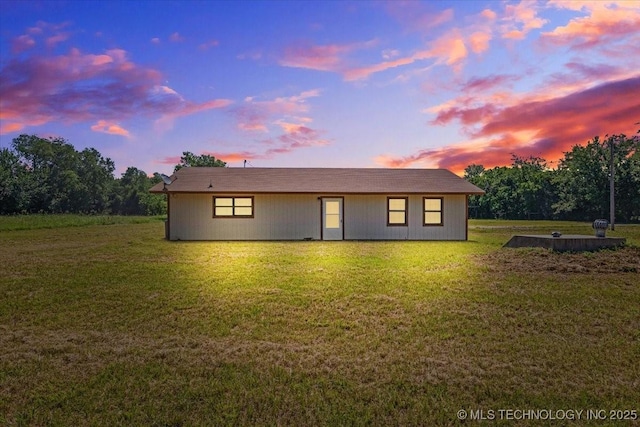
[504,235,626,252]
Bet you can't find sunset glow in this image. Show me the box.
[1,1,638,175]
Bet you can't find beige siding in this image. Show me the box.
[343,195,467,240]
[169,193,467,240]
[169,193,320,240]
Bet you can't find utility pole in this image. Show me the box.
[609,137,615,231]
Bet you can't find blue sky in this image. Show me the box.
[1,0,639,175]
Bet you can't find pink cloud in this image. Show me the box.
[460,74,518,93]
[420,29,467,68]
[199,39,220,50]
[210,125,329,163]
[431,104,499,127]
[275,121,310,134]
[0,122,24,134]
[12,35,35,53]
[264,125,329,156]
[231,89,320,133]
[343,56,416,82]
[157,155,181,166]
[481,9,497,21]
[543,62,628,95]
[376,138,515,174]
[344,29,469,81]
[565,62,620,79]
[169,32,184,42]
[474,77,640,139]
[154,97,233,133]
[281,8,498,83]
[177,98,233,116]
[151,37,161,44]
[0,46,231,134]
[385,2,454,32]
[46,32,70,47]
[214,90,328,161]
[469,31,491,54]
[501,1,548,40]
[542,1,640,50]
[382,49,401,60]
[376,130,574,175]
[10,21,72,53]
[27,25,43,35]
[159,149,266,166]
[90,120,131,137]
[427,59,636,137]
[280,43,347,71]
[158,121,330,166]
[237,122,268,132]
[279,40,376,73]
[209,151,262,163]
[380,76,640,174]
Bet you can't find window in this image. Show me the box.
[387,197,408,226]
[213,196,254,218]
[325,200,341,229]
[423,197,443,226]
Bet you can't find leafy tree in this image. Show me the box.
[465,130,639,223]
[510,155,557,219]
[464,164,488,218]
[0,148,28,214]
[138,175,167,215]
[112,167,166,215]
[464,164,485,180]
[11,134,78,212]
[2,135,228,216]
[553,133,639,221]
[6,134,116,214]
[465,157,556,220]
[139,193,166,216]
[77,148,116,213]
[174,151,226,172]
[610,133,640,222]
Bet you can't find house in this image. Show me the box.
[149,167,484,241]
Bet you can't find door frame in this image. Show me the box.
[320,196,344,240]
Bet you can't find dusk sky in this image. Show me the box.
[1,1,639,176]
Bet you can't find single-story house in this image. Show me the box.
[149,167,484,241]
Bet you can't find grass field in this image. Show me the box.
[1,216,639,426]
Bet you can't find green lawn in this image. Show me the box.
[1,217,639,426]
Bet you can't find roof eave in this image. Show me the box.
[151,190,486,195]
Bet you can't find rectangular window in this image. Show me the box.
[423,197,443,226]
[213,196,254,218]
[387,197,408,226]
[325,200,341,229]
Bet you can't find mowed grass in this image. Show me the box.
[0,214,163,231]
[1,218,639,426]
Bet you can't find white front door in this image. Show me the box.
[322,198,343,240]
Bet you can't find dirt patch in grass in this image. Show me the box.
[476,246,640,274]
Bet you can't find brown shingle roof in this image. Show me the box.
[149,167,485,194]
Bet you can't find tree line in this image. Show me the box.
[1,132,638,221]
[465,132,640,222]
[0,134,225,215]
